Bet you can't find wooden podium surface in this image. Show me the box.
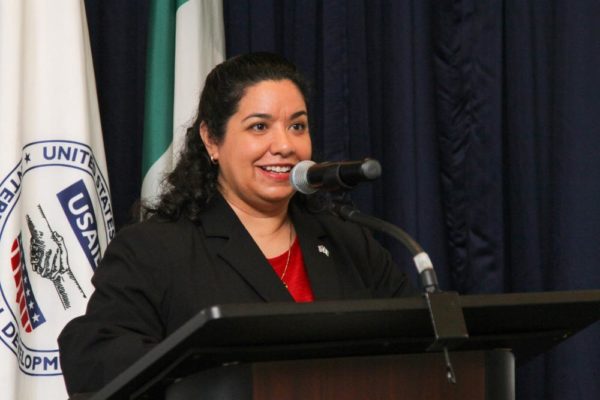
[164,350,514,400]
[88,290,600,400]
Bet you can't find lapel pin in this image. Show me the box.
[317,245,330,257]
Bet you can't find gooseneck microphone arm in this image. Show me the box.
[329,202,440,293]
[329,201,469,384]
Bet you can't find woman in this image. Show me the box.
[58,52,416,395]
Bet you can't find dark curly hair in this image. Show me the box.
[144,52,310,222]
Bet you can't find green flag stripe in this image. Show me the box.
[142,0,188,177]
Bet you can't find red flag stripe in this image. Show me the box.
[10,239,20,267]
[13,268,22,287]
[20,309,29,326]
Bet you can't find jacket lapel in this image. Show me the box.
[291,203,343,300]
[199,195,293,302]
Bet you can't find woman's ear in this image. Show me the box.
[199,122,219,163]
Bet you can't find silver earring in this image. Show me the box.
[209,155,218,165]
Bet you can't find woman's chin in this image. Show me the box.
[257,187,295,205]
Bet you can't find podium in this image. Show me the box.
[88,290,600,400]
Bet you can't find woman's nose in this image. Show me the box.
[270,127,293,156]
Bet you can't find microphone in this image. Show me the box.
[290,159,382,194]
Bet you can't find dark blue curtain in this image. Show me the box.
[86,1,599,399]
[85,0,148,226]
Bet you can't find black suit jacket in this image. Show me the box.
[58,194,416,394]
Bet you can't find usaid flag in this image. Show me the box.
[0,1,114,398]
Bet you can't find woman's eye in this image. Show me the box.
[290,123,306,131]
[251,123,267,131]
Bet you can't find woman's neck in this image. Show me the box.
[226,199,294,258]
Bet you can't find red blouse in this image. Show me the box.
[267,237,314,302]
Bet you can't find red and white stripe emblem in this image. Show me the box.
[10,238,32,333]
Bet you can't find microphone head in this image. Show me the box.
[290,160,317,194]
[361,159,382,180]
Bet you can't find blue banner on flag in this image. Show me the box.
[57,180,101,271]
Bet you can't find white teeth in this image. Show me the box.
[263,165,291,173]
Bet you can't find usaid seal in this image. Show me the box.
[0,139,114,376]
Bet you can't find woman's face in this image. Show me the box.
[202,79,312,214]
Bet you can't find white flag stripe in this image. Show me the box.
[172,0,226,158]
[141,142,174,207]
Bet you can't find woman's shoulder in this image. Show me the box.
[111,215,199,248]
[96,215,202,279]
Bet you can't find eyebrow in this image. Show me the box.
[241,110,308,122]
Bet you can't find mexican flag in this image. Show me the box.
[0,0,113,398]
[141,0,225,204]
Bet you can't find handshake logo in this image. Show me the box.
[26,205,86,310]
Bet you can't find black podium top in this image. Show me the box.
[89,290,600,399]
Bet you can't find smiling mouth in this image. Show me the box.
[259,165,292,173]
